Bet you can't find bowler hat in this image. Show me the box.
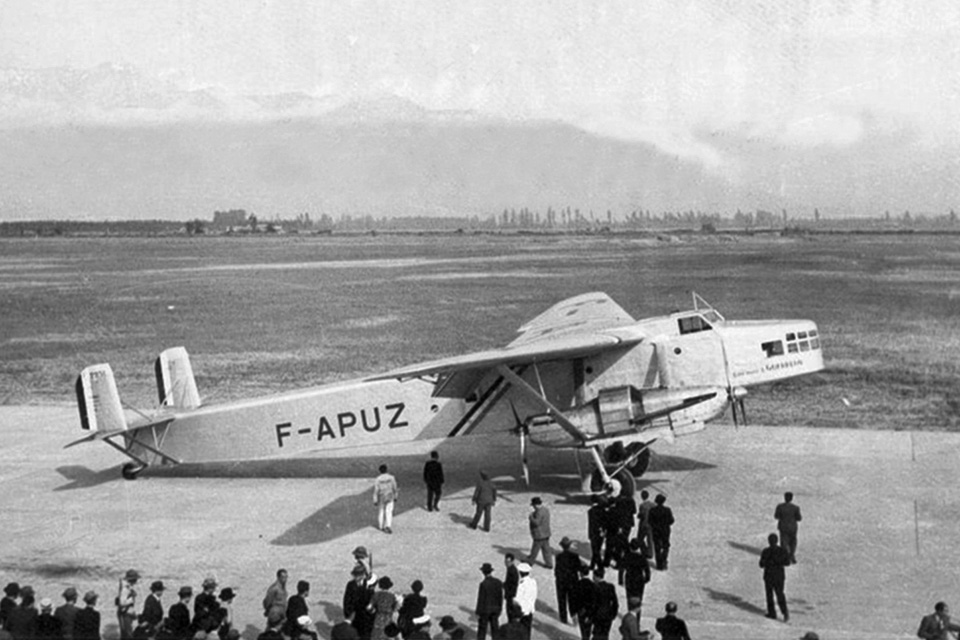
[219,588,236,601]
[530,497,542,505]
[178,586,193,598]
[438,616,457,630]
[480,562,494,574]
[202,577,217,589]
[150,581,165,593]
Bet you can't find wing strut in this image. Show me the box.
[495,364,588,446]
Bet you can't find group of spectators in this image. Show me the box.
[0,573,238,640]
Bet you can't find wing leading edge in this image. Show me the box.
[367,292,643,389]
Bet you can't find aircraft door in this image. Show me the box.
[655,330,727,389]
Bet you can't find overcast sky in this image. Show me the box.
[1,0,958,218]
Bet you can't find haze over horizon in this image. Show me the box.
[1,1,958,221]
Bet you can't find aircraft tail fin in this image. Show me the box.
[155,346,201,409]
[75,363,127,433]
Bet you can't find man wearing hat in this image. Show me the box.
[1,583,19,630]
[139,582,165,629]
[7,585,38,640]
[74,592,100,640]
[117,570,141,640]
[342,566,374,640]
[351,547,372,581]
[526,497,554,569]
[55,588,80,640]
[216,588,236,640]
[513,563,537,640]
[434,615,459,640]
[475,563,503,640]
[554,536,583,625]
[194,578,219,632]
[167,588,193,640]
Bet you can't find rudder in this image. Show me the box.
[75,364,127,432]
[155,346,200,409]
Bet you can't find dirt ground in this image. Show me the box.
[2,405,955,640]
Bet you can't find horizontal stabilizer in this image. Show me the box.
[75,363,127,433]
[155,346,201,409]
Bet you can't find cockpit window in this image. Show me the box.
[678,315,713,335]
[786,329,820,352]
[762,340,784,357]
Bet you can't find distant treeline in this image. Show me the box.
[2,206,959,237]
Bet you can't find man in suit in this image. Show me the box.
[116,570,140,640]
[55,588,80,640]
[619,538,651,617]
[759,533,791,622]
[589,569,618,640]
[139,582,165,629]
[469,471,498,532]
[774,492,802,564]
[474,563,503,640]
[73,592,101,640]
[553,537,582,625]
[918,601,960,640]
[422,451,444,512]
[568,566,595,640]
[655,601,691,640]
[167,587,192,640]
[648,495,675,571]
[526,497,553,569]
[502,554,519,604]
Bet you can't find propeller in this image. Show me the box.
[509,401,530,485]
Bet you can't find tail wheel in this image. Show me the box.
[590,468,636,498]
[624,443,652,477]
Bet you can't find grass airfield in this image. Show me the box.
[2,405,952,640]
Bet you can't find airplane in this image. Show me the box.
[70,292,824,495]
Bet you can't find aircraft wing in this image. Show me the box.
[368,292,643,385]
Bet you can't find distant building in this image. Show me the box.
[212,209,249,228]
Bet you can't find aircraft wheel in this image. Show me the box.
[625,444,652,477]
[121,462,144,481]
[590,468,636,499]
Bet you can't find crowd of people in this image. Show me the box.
[0,454,828,640]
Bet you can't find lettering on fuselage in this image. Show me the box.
[763,358,803,372]
[274,402,409,448]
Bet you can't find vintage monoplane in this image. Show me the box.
[71,292,824,493]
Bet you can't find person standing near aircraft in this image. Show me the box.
[284,581,310,638]
[194,578,220,633]
[587,496,608,570]
[469,471,497,532]
[590,569,618,640]
[373,465,399,534]
[55,587,80,640]
[262,570,288,621]
[526,497,554,569]
[636,490,655,560]
[116,569,140,640]
[553,537,582,625]
[474,563,503,640]
[513,564,537,640]
[342,566,374,640]
[139,582,164,630]
[774,492,802,564]
[648,495,674,571]
[73,592,101,640]
[759,533,791,622]
[503,554,519,605]
[569,565,595,640]
[422,451,444,512]
[917,601,960,640]
[367,576,398,640]
[167,587,192,640]
[655,601,691,640]
[619,597,644,640]
[619,538,651,617]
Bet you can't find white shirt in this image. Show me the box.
[514,576,537,616]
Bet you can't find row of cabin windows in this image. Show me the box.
[761,329,821,358]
